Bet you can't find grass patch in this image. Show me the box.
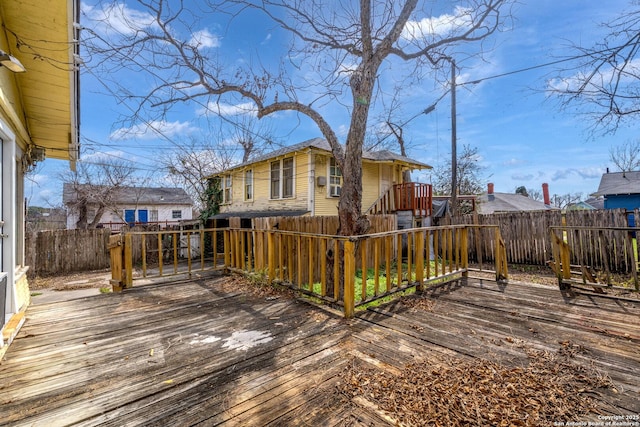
[30,292,43,297]
[99,287,112,294]
[304,260,454,305]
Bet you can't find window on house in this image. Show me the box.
[244,169,253,200]
[172,210,182,219]
[223,174,232,203]
[270,157,294,199]
[329,157,342,197]
[283,157,294,198]
[270,160,280,199]
[150,210,158,222]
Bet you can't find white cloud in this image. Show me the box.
[551,167,604,181]
[82,2,158,36]
[27,173,50,186]
[198,101,258,116]
[109,120,196,141]
[403,6,473,41]
[82,150,128,162]
[547,58,640,93]
[337,62,358,76]
[511,173,535,181]
[189,29,220,49]
[503,158,526,166]
[261,33,272,45]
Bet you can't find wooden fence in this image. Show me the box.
[25,229,112,277]
[440,209,639,269]
[550,226,639,291]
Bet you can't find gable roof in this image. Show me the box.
[63,184,193,205]
[477,192,554,214]
[217,137,432,173]
[594,171,640,196]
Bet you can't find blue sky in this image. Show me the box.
[26,0,638,207]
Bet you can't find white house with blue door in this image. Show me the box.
[63,185,193,229]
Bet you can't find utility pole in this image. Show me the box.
[450,58,458,217]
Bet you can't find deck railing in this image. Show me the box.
[110,224,508,317]
[550,226,639,292]
[367,183,432,217]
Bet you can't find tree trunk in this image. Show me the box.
[327,66,375,299]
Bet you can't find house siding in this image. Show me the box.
[214,140,429,218]
[66,204,193,228]
[603,194,640,211]
[314,153,339,216]
[362,162,381,213]
[220,151,310,214]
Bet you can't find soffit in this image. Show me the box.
[1,0,79,163]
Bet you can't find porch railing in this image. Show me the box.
[110,225,508,317]
[367,183,432,217]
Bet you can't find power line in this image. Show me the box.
[461,43,631,86]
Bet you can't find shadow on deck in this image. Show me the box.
[1,274,639,425]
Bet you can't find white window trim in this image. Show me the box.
[244,169,253,201]
[328,157,342,198]
[223,174,232,204]
[270,157,295,200]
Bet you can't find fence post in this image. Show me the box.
[267,231,276,282]
[415,230,424,292]
[461,227,469,279]
[343,239,356,318]
[124,233,133,288]
[223,229,230,270]
[109,234,123,292]
[494,227,508,281]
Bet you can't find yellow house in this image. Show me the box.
[211,138,432,227]
[0,0,80,355]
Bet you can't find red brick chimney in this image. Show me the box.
[487,182,494,195]
[542,183,550,206]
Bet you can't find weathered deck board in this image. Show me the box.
[1,273,639,426]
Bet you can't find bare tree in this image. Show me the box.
[609,139,640,172]
[161,117,278,213]
[548,3,640,134]
[433,144,487,199]
[62,158,140,229]
[83,0,512,238]
[526,187,543,202]
[550,192,583,210]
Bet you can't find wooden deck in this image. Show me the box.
[1,274,639,426]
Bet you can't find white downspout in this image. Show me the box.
[308,150,315,215]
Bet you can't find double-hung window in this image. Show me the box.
[244,169,253,200]
[329,158,342,197]
[270,157,294,199]
[223,174,232,203]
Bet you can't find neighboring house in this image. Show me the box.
[62,184,194,230]
[593,170,640,211]
[583,196,605,210]
[0,0,80,354]
[210,137,432,228]
[566,199,602,211]
[476,183,556,214]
